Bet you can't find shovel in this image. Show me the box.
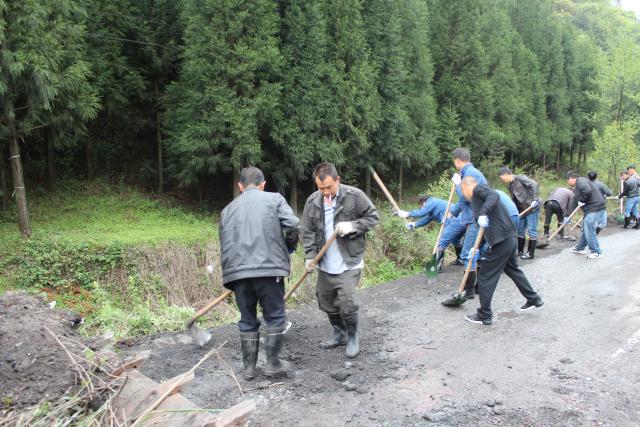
[536,205,581,249]
[518,204,535,218]
[441,227,485,306]
[186,233,339,347]
[368,165,402,213]
[425,183,457,279]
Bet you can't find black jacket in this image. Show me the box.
[621,175,640,198]
[570,177,606,215]
[470,184,516,247]
[220,188,300,286]
[508,174,539,210]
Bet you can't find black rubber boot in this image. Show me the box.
[436,249,446,272]
[463,270,477,299]
[240,331,259,380]
[452,246,464,265]
[517,237,526,256]
[633,217,640,229]
[521,240,536,260]
[320,313,346,349]
[342,313,360,359]
[623,217,630,229]
[543,226,550,237]
[263,325,291,378]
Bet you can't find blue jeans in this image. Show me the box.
[461,222,479,270]
[624,196,639,218]
[517,208,539,239]
[576,210,604,255]
[596,210,607,230]
[437,217,465,251]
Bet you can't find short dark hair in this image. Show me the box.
[621,170,629,176]
[417,194,430,204]
[587,170,598,181]
[452,147,471,163]
[239,166,265,187]
[627,164,636,171]
[498,166,512,176]
[313,163,339,181]
[566,171,579,179]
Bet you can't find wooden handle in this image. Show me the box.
[457,227,485,294]
[547,205,581,242]
[186,289,233,327]
[518,204,535,218]
[285,233,338,300]
[620,179,624,212]
[569,215,583,232]
[369,166,401,212]
[432,183,457,255]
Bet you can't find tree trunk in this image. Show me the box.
[87,138,94,179]
[47,129,56,188]
[365,168,371,196]
[397,165,403,203]
[616,84,624,124]
[0,143,8,211]
[289,176,298,214]
[8,116,32,237]
[556,149,561,172]
[569,144,574,167]
[542,153,546,171]
[155,84,164,193]
[233,169,240,198]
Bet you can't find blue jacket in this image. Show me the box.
[408,197,448,228]
[450,163,488,224]
[496,190,519,217]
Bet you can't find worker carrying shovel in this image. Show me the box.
[219,167,300,380]
[302,163,379,359]
[567,171,607,258]
[459,176,544,325]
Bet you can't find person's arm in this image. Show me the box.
[519,175,539,200]
[476,186,500,217]
[350,191,380,236]
[276,194,300,250]
[408,204,430,219]
[414,213,435,228]
[301,199,319,259]
[600,182,612,197]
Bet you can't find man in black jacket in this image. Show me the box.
[460,176,543,325]
[220,167,300,380]
[567,171,607,258]
[618,166,640,229]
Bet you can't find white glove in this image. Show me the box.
[396,210,409,219]
[452,173,462,185]
[440,215,447,224]
[478,215,489,228]
[405,222,416,231]
[578,201,586,207]
[530,200,539,209]
[305,259,317,273]
[562,217,570,224]
[335,221,356,237]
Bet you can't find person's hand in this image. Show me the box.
[335,221,356,237]
[451,173,462,185]
[288,246,296,254]
[395,210,409,219]
[578,201,586,207]
[562,217,570,225]
[405,222,416,231]
[477,215,489,228]
[440,215,447,224]
[305,259,317,273]
[618,194,624,199]
[530,200,539,209]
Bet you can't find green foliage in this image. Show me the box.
[589,119,640,187]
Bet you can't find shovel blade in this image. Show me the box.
[425,255,438,279]
[188,323,212,347]
[536,239,550,249]
[441,292,468,307]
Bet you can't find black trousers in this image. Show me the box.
[229,277,286,332]
[476,237,540,320]
[544,200,564,235]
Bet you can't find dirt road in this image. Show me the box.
[124,227,640,426]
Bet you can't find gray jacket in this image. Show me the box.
[546,187,574,216]
[593,180,612,198]
[302,184,379,268]
[220,188,300,286]
[508,174,539,209]
[621,175,640,198]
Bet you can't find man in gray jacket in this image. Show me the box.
[302,163,379,358]
[499,167,540,260]
[220,167,300,380]
[543,187,574,239]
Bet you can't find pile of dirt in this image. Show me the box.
[0,292,87,410]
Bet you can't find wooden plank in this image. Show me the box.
[207,400,256,427]
[110,351,151,377]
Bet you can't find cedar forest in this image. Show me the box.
[1,0,640,237]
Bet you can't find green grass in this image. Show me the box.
[0,180,216,249]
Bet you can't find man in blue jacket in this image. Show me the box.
[395,194,462,271]
[441,148,488,306]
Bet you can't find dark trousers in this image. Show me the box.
[229,277,286,332]
[476,237,540,320]
[316,269,361,315]
[544,200,564,235]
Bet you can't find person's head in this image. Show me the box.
[627,165,636,175]
[417,194,430,206]
[566,171,579,187]
[452,147,471,171]
[498,166,514,184]
[313,162,340,199]
[621,170,629,180]
[460,176,478,201]
[587,170,598,181]
[238,166,266,193]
